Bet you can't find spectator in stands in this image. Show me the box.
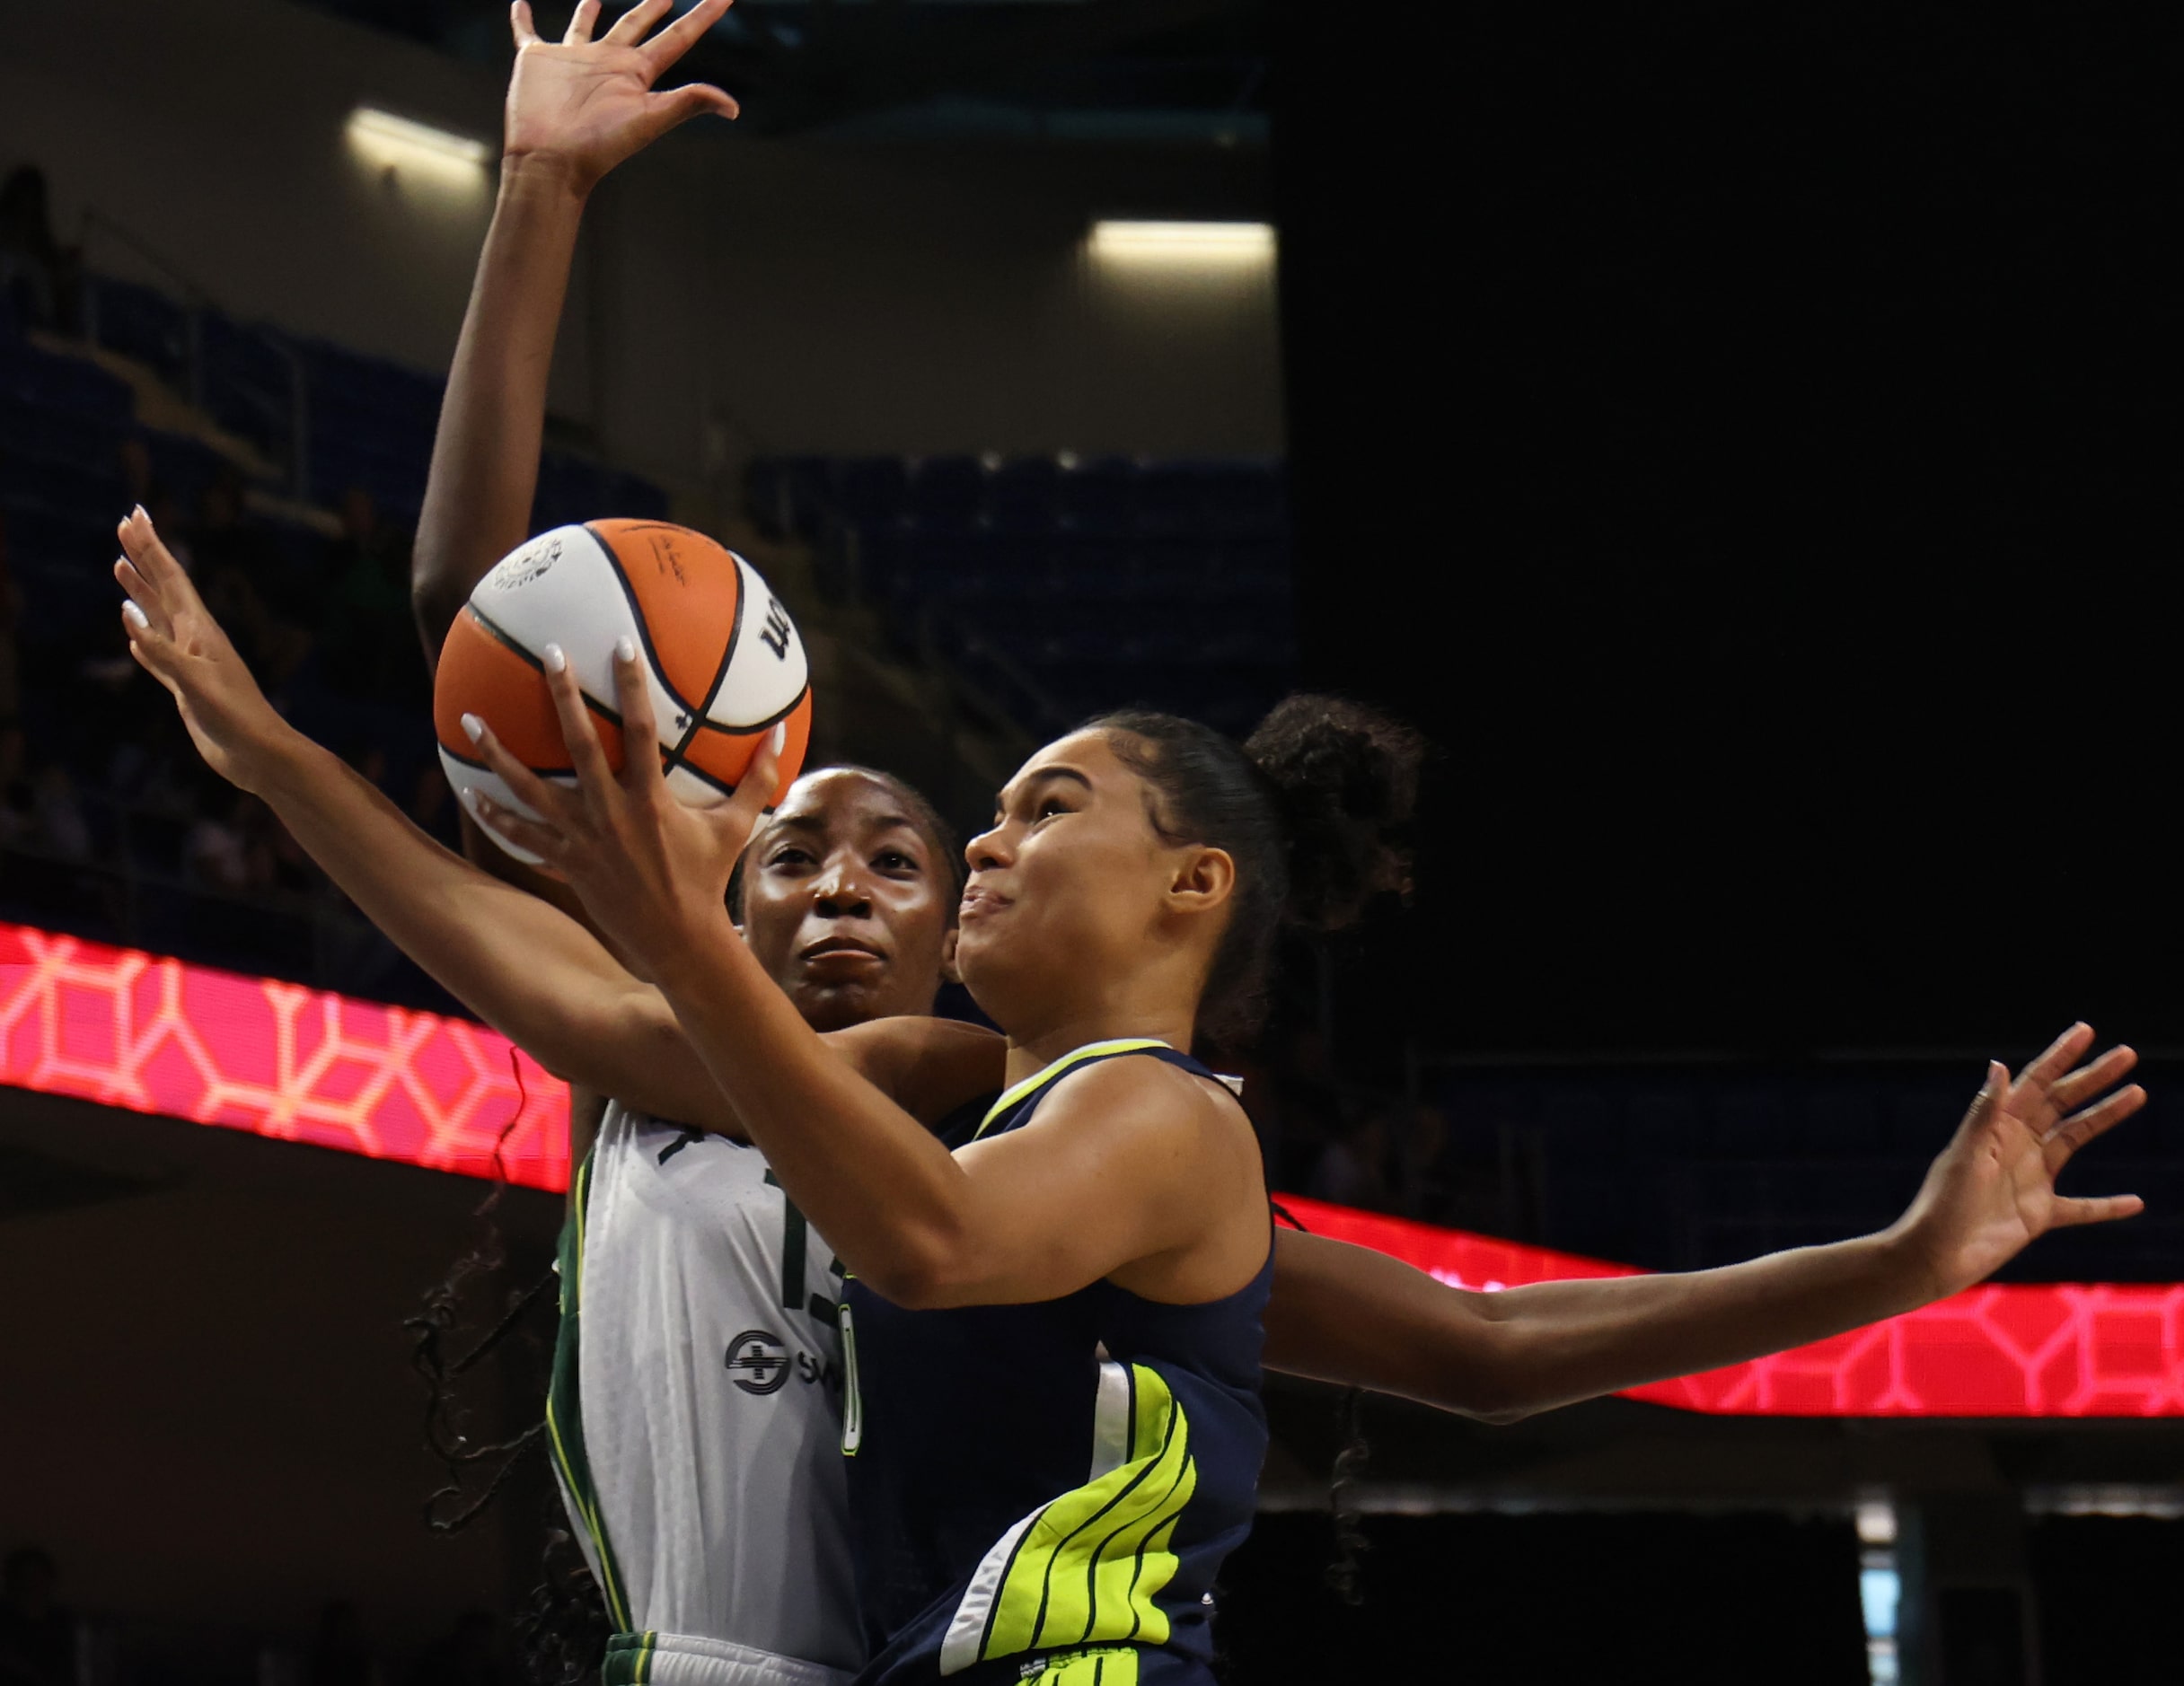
[196,469,311,688]
[0,167,75,334]
[0,1546,75,1686]
[319,488,424,706]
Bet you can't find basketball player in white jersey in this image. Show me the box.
[108,2,2150,1680]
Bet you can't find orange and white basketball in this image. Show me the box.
[432,521,813,864]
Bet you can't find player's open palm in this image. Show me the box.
[1894,1023,2145,1300]
[505,0,738,193]
[113,507,287,793]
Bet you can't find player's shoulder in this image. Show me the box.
[1044,1048,1246,1138]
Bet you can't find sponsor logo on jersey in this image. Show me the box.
[726,1330,792,1395]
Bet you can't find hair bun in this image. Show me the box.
[1245,695,1424,932]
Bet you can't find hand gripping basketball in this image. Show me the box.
[463,635,784,970]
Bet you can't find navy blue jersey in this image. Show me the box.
[842,1040,1272,1686]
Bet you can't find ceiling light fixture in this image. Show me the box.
[346,107,491,180]
[1088,220,1276,263]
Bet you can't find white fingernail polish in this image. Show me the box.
[122,602,148,631]
[462,713,484,743]
[615,636,637,663]
[770,724,787,754]
[542,644,567,674]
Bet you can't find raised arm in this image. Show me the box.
[410,0,741,1162]
[118,509,735,1124]
[1267,1030,2144,1420]
[116,507,1008,1137]
[412,0,737,651]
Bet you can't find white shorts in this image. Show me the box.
[602,1631,854,1686]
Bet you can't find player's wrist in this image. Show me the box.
[496,149,594,207]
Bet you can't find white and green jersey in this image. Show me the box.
[548,1102,859,1686]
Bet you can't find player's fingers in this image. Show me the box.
[2045,1042,2139,1116]
[511,0,541,47]
[640,0,732,68]
[114,558,173,641]
[467,787,568,868]
[118,508,214,629]
[609,636,663,790]
[2048,1192,2146,1228]
[1953,1060,2008,1139]
[462,710,577,824]
[646,81,739,129]
[538,643,619,801]
[561,0,600,44]
[603,0,674,48]
[2019,1022,2097,1092]
[2044,1084,2147,1167]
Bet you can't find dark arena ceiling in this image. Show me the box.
[290,0,1270,142]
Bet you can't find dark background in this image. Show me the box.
[1278,1,2180,1065]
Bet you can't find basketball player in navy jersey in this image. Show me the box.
[117,500,2146,1681]
[109,1,2151,1678]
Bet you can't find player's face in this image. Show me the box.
[956,731,1205,1030]
[739,769,956,1032]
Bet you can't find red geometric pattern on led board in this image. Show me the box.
[5,922,2178,1415]
[1277,1195,2184,1417]
[0,922,567,1190]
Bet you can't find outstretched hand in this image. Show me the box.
[113,507,292,793]
[504,0,739,195]
[1894,1024,2145,1301]
[462,636,784,973]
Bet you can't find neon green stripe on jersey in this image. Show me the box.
[545,1150,635,1630]
[964,1364,1197,1665]
[973,1040,1173,1140]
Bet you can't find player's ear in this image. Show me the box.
[1167,846,1236,917]
[939,923,962,984]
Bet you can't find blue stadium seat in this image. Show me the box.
[87,277,190,386]
[835,457,909,531]
[906,455,986,531]
[0,340,134,427]
[988,457,1061,534]
[1056,456,1138,536]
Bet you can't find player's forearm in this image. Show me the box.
[1479,1229,1931,1418]
[413,159,586,657]
[246,728,654,1074]
[647,915,983,1296]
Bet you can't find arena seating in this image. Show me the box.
[751,452,1295,737]
[0,271,665,1013]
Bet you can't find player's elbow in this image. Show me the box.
[1422,1313,1548,1425]
[411,569,466,659]
[853,1216,999,1311]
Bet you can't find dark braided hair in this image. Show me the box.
[405,1067,609,1684]
[1086,695,1423,1044]
[1097,698,1423,1602]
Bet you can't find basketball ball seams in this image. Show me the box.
[437,743,587,782]
[665,545,750,773]
[582,521,707,718]
[460,603,634,732]
[691,682,809,738]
